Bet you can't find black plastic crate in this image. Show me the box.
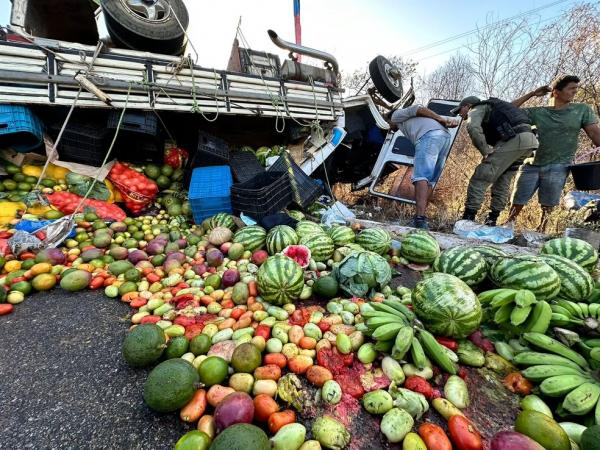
[268,155,323,209]
[107,110,159,137]
[231,171,292,219]
[50,122,110,167]
[193,131,230,167]
[113,137,163,164]
[229,150,265,183]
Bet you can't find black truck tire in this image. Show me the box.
[101,0,189,55]
[369,55,403,103]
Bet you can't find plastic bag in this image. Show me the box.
[564,191,600,210]
[47,191,126,221]
[108,162,158,214]
[66,173,110,201]
[453,219,514,244]
[321,201,356,228]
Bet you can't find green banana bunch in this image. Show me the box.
[550,299,600,333]
[364,301,458,374]
[478,288,552,334]
[515,332,600,421]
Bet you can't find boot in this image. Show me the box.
[413,215,429,230]
[462,208,477,221]
[484,210,501,226]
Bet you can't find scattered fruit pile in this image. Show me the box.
[0,188,599,448]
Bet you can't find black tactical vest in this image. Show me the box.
[475,98,531,145]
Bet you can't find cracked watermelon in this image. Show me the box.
[412,273,482,338]
[257,255,304,305]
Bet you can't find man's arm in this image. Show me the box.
[466,105,491,156]
[512,85,552,107]
[584,123,600,147]
[416,107,458,128]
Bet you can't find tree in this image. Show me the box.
[422,53,474,100]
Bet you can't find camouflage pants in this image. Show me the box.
[465,132,538,213]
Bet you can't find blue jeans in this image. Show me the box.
[511,162,570,207]
[411,129,452,186]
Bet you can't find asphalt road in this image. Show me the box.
[0,290,192,450]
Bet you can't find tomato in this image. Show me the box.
[255,324,271,340]
[0,304,14,315]
[404,375,434,399]
[448,416,483,450]
[418,423,452,450]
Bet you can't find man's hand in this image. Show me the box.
[532,85,551,97]
[443,118,459,128]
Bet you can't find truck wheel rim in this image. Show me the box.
[123,0,170,22]
[384,61,401,89]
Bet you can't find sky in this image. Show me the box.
[0,0,579,76]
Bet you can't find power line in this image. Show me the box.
[418,11,568,61]
[401,0,572,56]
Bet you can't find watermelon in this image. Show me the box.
[355,228,391,255]
[541,237,598,272]
[299,233,335,262]
[490,256,561,300]
[287,210,305,221]
[266,225,299,255]
[295,220,325,239]
[538,254,593,302]
[328,226,356,246]
[401,230,440,264]
[257,255,304,305]
[412,273,482,338]
[206,213,236,232]
[471,245,507,266]
[433,246,487,287]
[233,226,267,252]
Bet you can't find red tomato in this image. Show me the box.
[255,324,271,340]
[0,304,14,315]
[448,416,483,450]
[418,423,452,450]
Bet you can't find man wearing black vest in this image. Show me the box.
[451,96,539,225]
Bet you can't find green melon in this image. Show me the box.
[433,246,488,287]
[257,255,304,305]
[401,230,440,264]
[143,359,199,413]
[328,225,356,247]
[299,233,335,262]
[295,220,325,239]
[412,273,482,338]
[355,228,391,255]
[490,256,561,300]
[122,324,166,367]
[209,424,270,450]
[266,225,299,255]
[538,254,593,302]
[233,225,267,252]
[541,237,598,272]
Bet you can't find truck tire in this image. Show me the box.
[369,56,403,103]
[101,0,189,55]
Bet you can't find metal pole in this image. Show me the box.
[293,0,302,62]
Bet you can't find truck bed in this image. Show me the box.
[0,35,343,121]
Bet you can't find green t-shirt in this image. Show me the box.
[525,103,598,165]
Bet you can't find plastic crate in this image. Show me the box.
[113,137,163,164]
[188,166,233,223]
[0,105,44,152]
[49,122,110,167]
[231,171,292,219]
[268,155,322,209]
[229,150,265,183]
[192,131,230,167]
[107,110,159,137]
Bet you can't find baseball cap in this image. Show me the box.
[450,96,481,115]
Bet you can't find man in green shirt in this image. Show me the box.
[507,75,600,231]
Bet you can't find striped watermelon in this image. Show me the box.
[490,256,561,300]
[328,226,356,246]
[295,220,325,239]
[206,213,236,231]
[400,230,440,264]
[541,237,598,272]
[471,245,507,266]
[433,246,487,287]
[299,233,335,262]
[257,255,304,305]
[412,273,482,338]
[355,228,391,255]
[538,254,593,302]
[266,225,299,255]
[345,243,365,252]
[233,225,267,252]
[287,210,305,221]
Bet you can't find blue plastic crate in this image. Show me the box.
[0,105,44,152]
[188,166,233,223]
